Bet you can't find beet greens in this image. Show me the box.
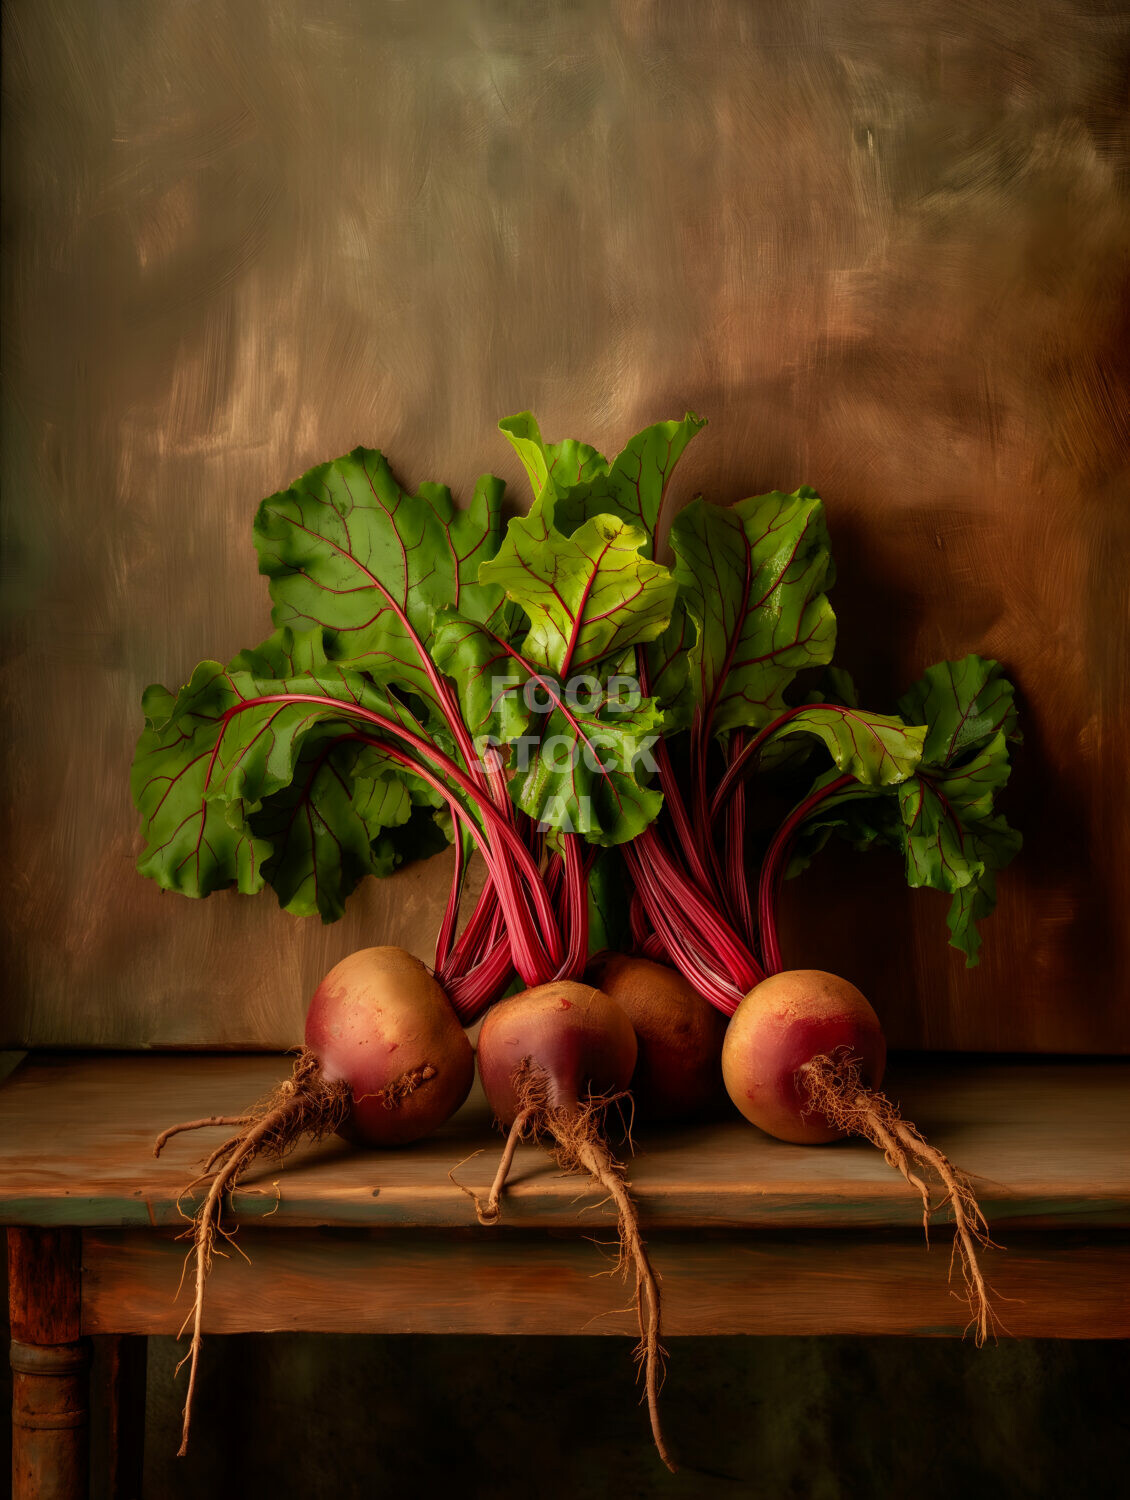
[132,440,687,1011]
[494,411,1021,1004]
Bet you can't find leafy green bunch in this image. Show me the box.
[130,434,704,1013]
[496,412,1021,992]
[131,412,1021,1019]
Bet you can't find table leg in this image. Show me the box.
[8,1228,89,1500]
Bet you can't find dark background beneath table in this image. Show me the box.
[120,1334,1130,1500]
[0,1276,1126,1500]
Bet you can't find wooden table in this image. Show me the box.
[3,1053,1129,1498]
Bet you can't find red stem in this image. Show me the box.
[724,730,756,948]
[710,704,811,818]
[443,933,512,1021]
[635,645,713,895]
[757,773,854,975]
[350,732,557,985]
[691,724,736,928]
[641,931,665,961]
[555,834,589,980]
[208,690,563,982]
[623,826,761,1013]
[442,875,497,980]
[435,827,466,974]
[625,839,743,1011]
[629,889,652,952]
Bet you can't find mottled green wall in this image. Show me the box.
[4,0,1129,1051]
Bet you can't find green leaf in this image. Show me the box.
[786,774,903,878]
[897,655,1019,765]
[765,705,925,786]
[512,692,664,848]
[642,601,698,730]
[478,510,677,678]
[131,644,435,914]
[132,663,273,900]
[586,848,632,955]
[498,412,706,555]
[459,489,676,845]
[249,737,416,921]
[427,612,532,753]
[496,412,705,734]
[756,665,865,776]
[944,818,1022,963]
[897,734,1020,964]
[894,656,1021,961]
[432,612,664,846]
[201,672,406,813]
[670,487,837,737]
[498,412,607,503]
[253,449,508,706]
[783,655,1021,964]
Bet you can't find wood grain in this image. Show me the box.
[78,1227,1130,1341]
[8,1228,89,1500]
[10,1341,91,1500]
[2,1,1128,1052]
[7,1228,82,1343]
[0,1054,1126,1231]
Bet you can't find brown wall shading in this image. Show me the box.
[3,0,1127,1050]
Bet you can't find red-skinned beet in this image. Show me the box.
[589,953,728,1122]
[155,947,472,1454]
[468,981,675,1472]
[476,979,637,1120]
[306,947,474,1146]
[722,969,995,1341]
[722,970,885,1144]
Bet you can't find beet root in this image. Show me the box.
[475,979,637,1122]
[466,982,675,1472]
[306,946,474,1146]
[722,969,886,1144]
[723,970,997,1343]
[589,953,727,1121]
[798,1050,998,1344]
[155,947,472,1454]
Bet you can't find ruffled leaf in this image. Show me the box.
[766,705,925,786]
[253,449,509,706]
[131,638,432,915]
[670,487,837,736]
[499,410,706,555]
[432,612,664,846]
[478,510,676,678]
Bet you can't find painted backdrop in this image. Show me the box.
[3,0,1128,1049]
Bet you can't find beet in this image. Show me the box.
[722,969,996,1342]
[476,979,636,1121]
[306,947,473,1146]
[469,981,674,1471]
[590,953,727,1121]
[154,946,472,1453]
[721,969,885,1144]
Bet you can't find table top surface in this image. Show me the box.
[1,1052,1127,1232]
